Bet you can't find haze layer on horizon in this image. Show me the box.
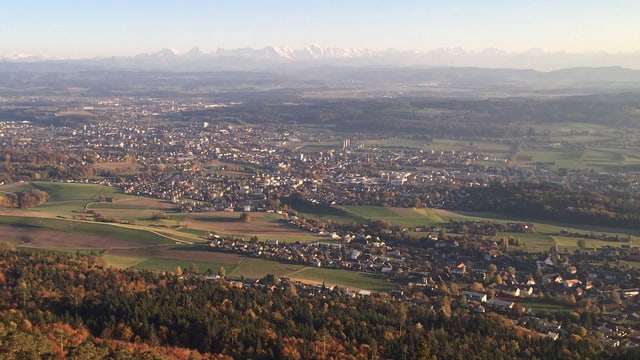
[1,0,638,59]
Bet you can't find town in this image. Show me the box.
[2,82,640,357]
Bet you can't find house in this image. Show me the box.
[542,273,563,285]
[452,262,467,276]
[622,288,639,298]
[462,291,488,303]
[563,279,582,288]
[519,286,534,297]
[537,257,556,271]
[487,298,514,310]
[503,286,521,297]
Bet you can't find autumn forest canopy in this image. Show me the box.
[0,245,632,359]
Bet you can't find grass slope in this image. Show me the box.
[229,258,304,279]
[31,181,126,202]
[134,258,236,274]
[298,204,445,227]
[0,216,174,244]
[291,267,395,291]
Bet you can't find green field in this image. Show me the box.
[134,258,236,274]
[297,204,444,227]
[101,254,145,268]
[229,258,305,279]
[509,122,640,171]
[426,139,513,154]
[6,182,139,218]
[291,267,396,291]
[228,258,395,291]
[148,229,205,243]
[294,203,365,224]
[516,146,640,172]
[519,298,574,315]
[0,215,174,244]
[32,181,128,202]
[177,227,209,237]
[342,206,444,226]
[490,232,555,253]
[87,202,173,210]
[361,137,428,149]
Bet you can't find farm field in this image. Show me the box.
[227,258,395,291]
[490,232,555,253]
[438,209,638,252]
[340,206,444,227]
[360,137,428,149]
[185,212,325,243]
[504,122,640,171]
[297,204,638,253]
[427,139,513,154]
[3,181,640,286]
[100,254,146,268]
[229,258,305,279]
[102,246,243,273]
[2,179,324,242]
[289,267,396,291]
[299,205,638,253]
[0,223,145,249]
[297,204,444,227]
[135,258,235,274]
[518,298,574,315]
[0,216,175,245]
[294,203,365,224]
[31,181,131,203]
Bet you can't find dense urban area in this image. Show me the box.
[1,67,640,359]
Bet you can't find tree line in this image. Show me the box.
[0,244,635,359]
[0,189,48,209]
[456,181,640,229]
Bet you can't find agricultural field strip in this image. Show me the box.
[0,214,176,245]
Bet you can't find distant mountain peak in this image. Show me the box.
[1,45,639,71]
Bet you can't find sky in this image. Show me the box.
[1,0,639,58]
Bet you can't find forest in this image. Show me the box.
[456,181,640,229]
[0,243,636,359]
[176,94,640,138]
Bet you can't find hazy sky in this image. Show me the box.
[1,0,639,58]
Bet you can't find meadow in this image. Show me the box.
[134,258,235,274]
[295,204,444,227]
[227,258,395,291]
[229,258,305,279]
[289,267,395,291]
[0,216,175,244]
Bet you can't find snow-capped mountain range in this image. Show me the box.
[1,45,639,71]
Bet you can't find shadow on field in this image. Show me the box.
[293,203,356,218]
[167,244,210,252]
[602,164,640,172]
[192,216,242,223]
[7,223,42,229]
